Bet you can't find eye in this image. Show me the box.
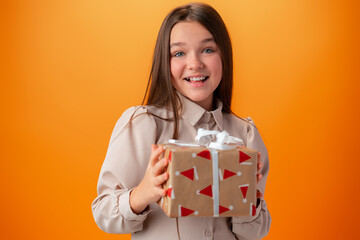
[173,51,185,57]
[203,48,214,54]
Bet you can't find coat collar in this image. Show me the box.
[177,92,224,131]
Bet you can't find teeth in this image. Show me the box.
[185,77,207,81]
[191,77,205,81]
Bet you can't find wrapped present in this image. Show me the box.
[158,129,258,217]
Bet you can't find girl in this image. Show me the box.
[92,3,271,239]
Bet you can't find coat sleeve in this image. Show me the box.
[91,106,157,234]
[232,117,271,239]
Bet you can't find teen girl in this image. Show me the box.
[92,3,271,239]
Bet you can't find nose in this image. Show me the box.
[187,52,204,70]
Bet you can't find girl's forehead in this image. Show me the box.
[170,21,214,42]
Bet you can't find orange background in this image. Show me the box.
[1,0,359,239]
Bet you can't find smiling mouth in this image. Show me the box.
[184,76,209,83]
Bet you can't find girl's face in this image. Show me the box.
[170,21,222,111]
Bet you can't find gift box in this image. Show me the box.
[158,140,258,218]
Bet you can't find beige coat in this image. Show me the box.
[92,93,271,239]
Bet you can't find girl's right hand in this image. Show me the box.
[129,144,169,214]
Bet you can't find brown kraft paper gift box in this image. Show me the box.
[158,144,258,217]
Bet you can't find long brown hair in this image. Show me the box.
[142,2,234,139]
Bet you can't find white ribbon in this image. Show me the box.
[211,149,220,216]
[168,139,200,147]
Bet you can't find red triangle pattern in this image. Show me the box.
[167,188,172,198]
[219,205,230,214]
[199,185,212,197]
[168,151,172,162]
[181,206,195,217]
[181,168,194,180]
[252,204,256,216]
[240,185,248,198]
[239,151,251,163]
[223,169,236,179]
[197,150,211,160]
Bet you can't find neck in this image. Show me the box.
[195,95,214,111]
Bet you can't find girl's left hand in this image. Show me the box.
[256,152,263,199]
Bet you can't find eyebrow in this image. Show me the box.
[170,37,215,49]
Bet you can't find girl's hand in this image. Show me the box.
[130,144,169,214]
[256,152,263,199]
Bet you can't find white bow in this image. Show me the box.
[169,129,244,150]
[195,128,244,150]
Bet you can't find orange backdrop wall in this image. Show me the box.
[1,0,359,239]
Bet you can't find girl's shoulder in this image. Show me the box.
[108,106,157,144]
[118,105,150,123]
[114,105,172,130]
[120,104,169,118]
[112,106,153,133]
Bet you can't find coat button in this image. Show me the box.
[204,112,211,122]
[204,229,212,237]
